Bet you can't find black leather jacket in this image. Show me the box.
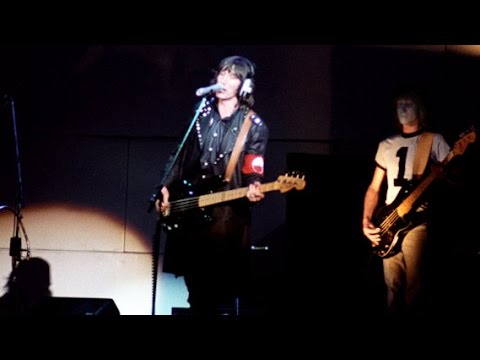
[163,97,269,191]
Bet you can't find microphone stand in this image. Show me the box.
[147,96,208,315]
[147,96,207,212]
[5,95,30,271]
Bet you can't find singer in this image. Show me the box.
[154,55,269,315]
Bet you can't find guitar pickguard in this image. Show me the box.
[372,180,426,257]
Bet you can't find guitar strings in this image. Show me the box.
[168,190,246,212]
[168,190,248,212]
[373,211,400,255]
[166,186,252,213]
[379,211,400,236]
[169,197,202,212]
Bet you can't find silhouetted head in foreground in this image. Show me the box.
[0,257,51,315]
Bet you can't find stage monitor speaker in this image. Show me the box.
[30,297,120,316]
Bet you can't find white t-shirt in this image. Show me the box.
[375,131,451,205]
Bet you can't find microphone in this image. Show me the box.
[195,83,223,97]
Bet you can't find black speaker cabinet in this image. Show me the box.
[30,297,120,316]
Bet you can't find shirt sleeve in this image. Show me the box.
[431,133,451,163]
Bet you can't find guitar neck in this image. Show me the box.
[198,181,278,207]
[167,174,305,215]
[397,151,453,217]
[397,172,437,217]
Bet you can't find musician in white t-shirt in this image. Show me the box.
[362,89,450,319]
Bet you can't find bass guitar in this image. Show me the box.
[372,128,476,258]
[160,172,306,232]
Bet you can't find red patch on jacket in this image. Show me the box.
[242,154,264,175]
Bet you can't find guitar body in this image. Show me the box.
[372,200,415,258]
[160,175,227,232]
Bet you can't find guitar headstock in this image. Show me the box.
[451,126,477,158]
[275,172,306,193]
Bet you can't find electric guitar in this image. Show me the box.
[159,172,306,232]
[372,128,477,258]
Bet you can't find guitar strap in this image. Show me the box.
[224,109,254,182]
[412,131,433,179]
